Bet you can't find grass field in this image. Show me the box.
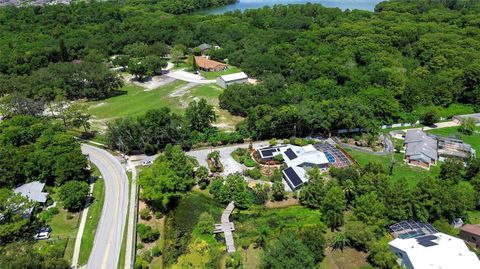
[78,171,105,265]
[200,66,242,80]
[344,149,440,188]
[86,81,243,132]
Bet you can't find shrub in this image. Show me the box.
[142,251,153,263]
[139,208,150,220]
[273,154,284,162]
[134,255,148,269]
[196,212,214,234]
[66,213,73,220]
[151,245,162,257]
[269,138,277,146]
[137,224,160,243]
[243,157,256,167]
[155,211,162,219]
[245,168,262,179]
[460,117,476,135]
[60,180,89,211]
[137,243,144,249]
[39,210,54,223]
[226,252,243,269]
[269,169,283,182]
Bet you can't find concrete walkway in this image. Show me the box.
[124,162,138,269]
[166,70,216,84]
[71,181,95,268]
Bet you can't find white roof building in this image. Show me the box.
[216,72,249,88]
[257,144,329,190]
[389,232,480,269]
[219,72,248,82]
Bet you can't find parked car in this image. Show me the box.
[142,160,153,166]
[34,226,52,240]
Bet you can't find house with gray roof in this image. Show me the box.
[404,130,438,168]
[198,43,212,52]
[14,181,48,204]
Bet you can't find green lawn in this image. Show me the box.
[200,66,242,80]
[78,170,105,265]
[88,82,185,119]
[34,188,81,263]
[86,81,243,132]
[427,126,480,153]
[344,149,440,188]
[235,206,322,246]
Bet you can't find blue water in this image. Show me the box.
[200,0,384,14]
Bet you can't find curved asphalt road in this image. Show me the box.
[81,144,129,269]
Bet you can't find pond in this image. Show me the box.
[199,0,384,14]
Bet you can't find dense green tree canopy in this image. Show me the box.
[0,116,88,188]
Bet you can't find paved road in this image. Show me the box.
[81,144,129,269]
[166,70,216,84]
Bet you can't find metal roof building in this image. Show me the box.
[14,181,48,203]
[404,130,438,168]
[216,72,248,88]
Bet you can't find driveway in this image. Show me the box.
[166,70,216,84]
[81,144,129,269]
[186,141,269,176]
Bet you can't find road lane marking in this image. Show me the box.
[85,147,125,269]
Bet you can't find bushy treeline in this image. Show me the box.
[0,61,123,102]
[1,1,480,137]
[0,116,89,189]
[105,99,244,154]
[159,0,237,14]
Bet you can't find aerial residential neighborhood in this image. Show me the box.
[1,1,480,269]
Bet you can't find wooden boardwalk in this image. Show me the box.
[214,201,236,253]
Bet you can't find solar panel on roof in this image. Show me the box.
[284,167,303,188]
[284,148,297,160]
[260,149,276,157]
[418,241,438,247]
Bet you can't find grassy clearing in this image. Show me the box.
[467,210,480,224]
[200,66,242,80]
[320,247,369,269]
[344,149,440,188]
[427,126,480,152]
[78,167,105,266]
[88,82,185,118]
[34,194,80,263]
[86,82,243,132]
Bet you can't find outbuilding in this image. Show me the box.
[216,72,248,88]
[460,224,480,248]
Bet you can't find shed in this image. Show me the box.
[216,72,248,88]
[460,224,480,248]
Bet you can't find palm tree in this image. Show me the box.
[342,179,355,204]
[330,233,350,252]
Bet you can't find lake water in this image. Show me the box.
[200,0,384,14]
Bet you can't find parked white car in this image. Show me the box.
[34,226,52,240]
[142,160,153,166]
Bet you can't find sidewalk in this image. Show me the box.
[124,162,138,269]
[71,181,95,268]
